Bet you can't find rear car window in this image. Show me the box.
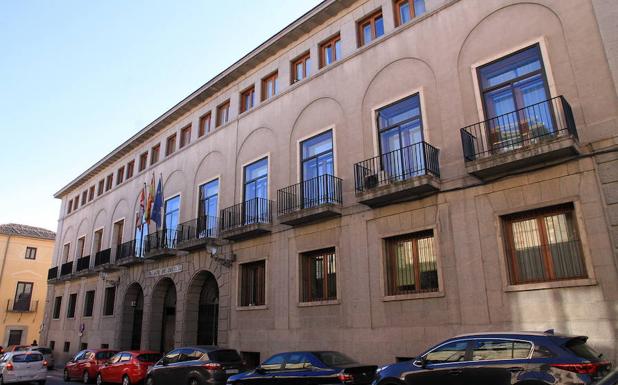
[96,351,118,360]
[471,340,532,361]
[313,351,356,367]
[208,350,242,363]
[34,348,52,355]
[12,354,42,362]
[137,353,162,363]
[14,346,30,352]
[565,339,602,361]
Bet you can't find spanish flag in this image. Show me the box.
[145,173,155,223]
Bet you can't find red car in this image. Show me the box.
[64,349,119,383]
[96,351,162,385]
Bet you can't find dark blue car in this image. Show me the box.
[372,331,612,385]
[226,351,377,384]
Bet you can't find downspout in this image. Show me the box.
[0,234,12,326]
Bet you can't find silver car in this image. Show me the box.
[29,347,54,370]
[0,351,47,384]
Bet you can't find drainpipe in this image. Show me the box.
[0,234,11,289]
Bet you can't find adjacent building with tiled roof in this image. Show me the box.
[0,223,56,240]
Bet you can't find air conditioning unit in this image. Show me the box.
[364,171,387,189]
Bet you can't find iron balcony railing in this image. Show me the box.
[460,95,578,161]
[220,198,273,232]
[354,141,440,192]
[277,174,343,215]
[6,299,38,313]
[177,216,219,243]
[145,228,178,252]
[48,266,58,280]
[116,239,145,261]
[60,261,73,276]
[76,255,91,272]
[94,248,112,266]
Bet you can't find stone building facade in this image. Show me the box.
[43,0,618,366]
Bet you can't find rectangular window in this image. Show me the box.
[376,93,425,180]
[180,125,191,148]
[112,220,124,250]
[320,34,342,68]
[83,290,95,317]
[81,190,87,205]
[25,247,37,260]
[8,330,23,346]
[199,112,211,137]
[358,10,384,47]
[503,204,586,284]
[240,86,255,113]
[63,341,70,353]
[240,260,266,306]
[116,166,125,185]
[198,179,219,236]
[243,158,269,224]
[139,152,148,172]
[88,186,95,202]
[103,286,116,316]
[216,100,230,127]
[76,236,85,259]
[164,196,181,247]
[385,231,439,296]
[67,199,72,214]
[13,282,33,311]
[53,296,62,319]
[261,72,278,101]
[478,44,552,152]
[151,144,161,164]
[301,248,336,302]
[300,130,334,207]
[394,0,425,26]
[126,160,135,179]
[49,341,55,351]
[105,174,113,192]
[165,134,176,156]
[291,52,311,83]
[93,229,103,254]
[98,179,105,196]
[73,196,79,210]
[80,343,88,351]
[62,243,71,263]
[67,293,77,318]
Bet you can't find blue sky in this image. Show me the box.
[0,0,321,232]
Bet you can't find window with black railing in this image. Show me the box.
[460,96,577,161]
[76,255,90,271]
[354,141,440,192]
[60,261,73,276]
[503,203,587,285]
[220,197,273,231]
[177,216,219,243]
[48,266,58,280]
[12,282,33,312]
[145,228,179,252]
[277,174,342,215]
[95,248,111,266]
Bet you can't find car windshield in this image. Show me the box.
[312,352,356,367]
[96,351,118,360]
[137,353,162,363]
[208,350,242,363]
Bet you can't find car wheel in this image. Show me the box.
[83,370,90,384]
[64,369,71,382]
[96,373,104,385]
[122,375,131,385]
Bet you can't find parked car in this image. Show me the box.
[145,346,244,385]
[4,345,30,353]
[96,351,161,385]
[227,351,378,384]
[64,349,119,383]
[29,347,54,369]
[597,370,618,385]
[0,351,47,384]
[372,331,613,385]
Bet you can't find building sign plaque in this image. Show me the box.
[147,264,182,278]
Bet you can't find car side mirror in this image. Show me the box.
[413,357,428,369]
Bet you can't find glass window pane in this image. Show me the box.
[375,16,384,37]
[378,94,421,129]
[245,158,268,181]
[399,2,410,24]
[363,24,372,44]
[414,0,426,16]
[479,46,543,90]
[426,341,468,363]
[335,40,341,60]
[325,46,333,65]
[306,58,311,76]
[302,130,333,159]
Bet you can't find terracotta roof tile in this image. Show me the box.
[0,223,56,240]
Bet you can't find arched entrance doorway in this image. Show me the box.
[184,271,219,345]
[120,283,144,350]
[150,278,176,353]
